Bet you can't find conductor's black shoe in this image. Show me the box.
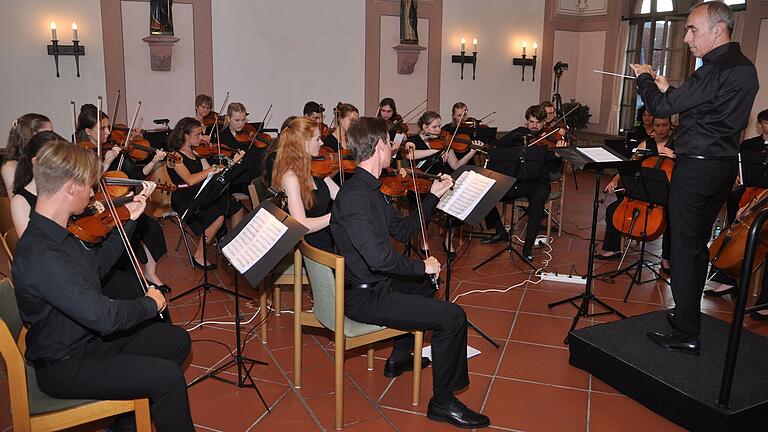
[383,356,431,378]
[666,311,677,330]
[427,397,491,429]
[481,232,509,244]
[646,331,700,355]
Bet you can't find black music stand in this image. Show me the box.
[456,126,498,148]
[441,166,515,348]
[170,167,252,321]
[188,200,308,412]
[474,142,547,271]
[740,150,768,190]
[597,164,669,301]
[547,146,639,343]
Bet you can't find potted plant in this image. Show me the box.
[562,99,591,131]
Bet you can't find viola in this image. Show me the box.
[235,124,270,149]
[379,167,439,198]
[710,188,768,279]
[67,195,134,243]
[611,154,675,241]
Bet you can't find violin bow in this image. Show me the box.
[389,98,428,132]
[332,103,344,185]
[109,90,121,133]
[70,101,77,144]
[247,104,273,151]
[528,105,580,147]
[117,101,143,172]
[407,150,439,289]
[214,92,230,154]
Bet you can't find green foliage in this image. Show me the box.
[562,99,591,130]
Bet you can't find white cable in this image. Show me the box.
[451,235,553,303]
[185,307,261,332]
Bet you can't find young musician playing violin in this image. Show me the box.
[541,101,556,123]
[77,105,172,293]
[441,102,468,133]
[2,113,52,198]
[193,93,214,144]
[272,117,339,252]
[377,97,408,139]
[330,117,490,429]
[167,117,245,270]
[404,111,477,174]
[323,103,359,152]
[598,116,675,271]
[12,141,194,431]
[482,105,560,262]
[211,102,266,195]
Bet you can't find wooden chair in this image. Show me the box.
[293,240,422,430]
[0,279,152,432]
[2,227,19,265]
[147,162,194,268]
[0,196,13,235]
[502,160,566,242]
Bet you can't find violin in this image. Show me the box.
[235,124,270,149]
[710,188,768,279]
[201,111,225,128]
[611,152,675,241]
[319,122,332,138]
[311,146,342,177]
[194,142,237,158]
[379,167,439,198]
[428,131,488,153]
[389,114,409,135]
[67,195,134,243]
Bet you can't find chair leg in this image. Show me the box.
[173,214,195,268]
[546,201,553,241]
[367,348,375,371]
[412,331,423,406]
[335,331,345,430]
[260,282,268,343]
[274,286,282,316]
[134,398,152,432]
[294,286,302,389]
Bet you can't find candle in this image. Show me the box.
[461,37,466,52]
[72,22,78,41]
[473,38,478,52]
[522,41,527,56]
[50,22,57,40]
[533,42,538,56]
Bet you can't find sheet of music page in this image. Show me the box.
[222,208,288,273]
[438,170,496,220]
[576,147,622,163]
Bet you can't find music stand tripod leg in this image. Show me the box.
[444,217,500,349]
[472,210,536,272]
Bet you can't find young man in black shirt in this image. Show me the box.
[632,1,759,354]
[330,117,490,429]
[13,142,194,431]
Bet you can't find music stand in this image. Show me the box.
[456,126,498,148]
[596,164,670,301]
[474,143,547,271]
[441,166,515,349]
[740,150,768,190]
[546,146,639,343]
[188,200,308,412]
[170,167,252,321]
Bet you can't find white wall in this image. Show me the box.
[0,0,106,142]
[122,2,195,128]
[441,0,545,129]
[379,16,429,117]
[211,0,365,128]
[553,30,606,125]
[747,19,768,139]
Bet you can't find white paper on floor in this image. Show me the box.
[422,345,481,361]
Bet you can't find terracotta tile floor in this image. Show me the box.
[2,169,768,431]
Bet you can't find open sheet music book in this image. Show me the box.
[222,207,288,273]
[576,146,622,163]
[437,170,496,221]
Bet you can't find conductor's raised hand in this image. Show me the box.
[429,173,454,198]
[629,64,656,79]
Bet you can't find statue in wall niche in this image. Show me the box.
[150,0,174,35]
[400,0,418,44]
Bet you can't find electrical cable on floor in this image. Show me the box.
[185,306,263,332]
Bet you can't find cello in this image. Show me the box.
[710,188,768,279]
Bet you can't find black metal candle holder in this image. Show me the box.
[451,50,477,80]
[47,39,85,78]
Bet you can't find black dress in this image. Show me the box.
[408,134,444,175]
[303,177,334,252]
[211,127,266,195]
[167,151,243,235]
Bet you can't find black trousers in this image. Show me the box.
[668,157,737,339]
[344,276,470,394]
[484,179,550,254]
[603,193,671,260]
[35,322,193,431]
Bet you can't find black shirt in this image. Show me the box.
[13,212,156,363]
[330,167,438,285]
[740,135,768,152]
[636,42,758,158]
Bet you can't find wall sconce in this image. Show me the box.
[47,21,86,78]
[451,37,478,80]
[512,42,537,82]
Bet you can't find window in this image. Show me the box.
[619,0,689,132]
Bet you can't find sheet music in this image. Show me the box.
[437,170,495,220]
[577,146,622,163]
[181,171,217,220]
[222,208,288,273]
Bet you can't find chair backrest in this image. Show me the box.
[3,227,19,264]
[297,240,344,331]
[248,179,261,209]
[0,278,22,341]
[0,196,13,234]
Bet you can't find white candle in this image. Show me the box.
[473,38,478,53]
[72,22,78,41]
[522,41,527,56]
[533,42,538,56]
[461,37,466,52]
[50,22,57,40]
